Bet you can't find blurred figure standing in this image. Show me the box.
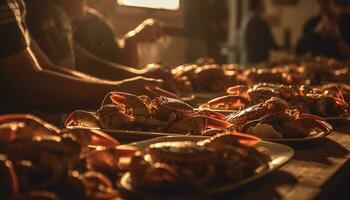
[240,0,279,65]
[296,0,350,60]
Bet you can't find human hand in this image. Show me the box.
[315,16,341,39]
[142,64,181,94]
[315,16,329,35]
[326,22,341,40]
[117,76,163,96]
[130,19,165,43]
[117,76,178,98]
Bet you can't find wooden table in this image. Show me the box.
[215,123,350,200]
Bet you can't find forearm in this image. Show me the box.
[31,37,112,83]
[16,70,114,109]
[75,45,144,80]
[45,65,116,84]
[0,49,117,111]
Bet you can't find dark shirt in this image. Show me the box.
[74,8,123,64]
[26,0,75,68]
[0,0,29,58]
[240,13,278,65]
[296,13,350,60]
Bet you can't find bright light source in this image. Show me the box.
[117,0,180,10]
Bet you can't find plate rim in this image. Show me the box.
[260,121,334,142]
[198,103,238,114]
[247,119,333,142]
[324,115,350,121]
[117,137,294,199]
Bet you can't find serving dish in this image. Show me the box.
[262,120,333,142]
[117,136,294,199]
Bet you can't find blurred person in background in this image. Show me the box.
[240,0,279,65]
[206,0,229,64]
[73,7,163,67]
[26,0,181,93]
[0,0,164,115]
[86,0,116,20]
[296,0,350,60]
[183,0,229,64]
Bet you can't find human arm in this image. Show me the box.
[121,19,164,67]
[75,44,181,93]
[74,11,164,69]
[74,43,144,80]
[0,0,164,111]
[0,48,163,111]
[30,37,116,82]
[0,48,115,110]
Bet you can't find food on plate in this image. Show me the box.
[172,64,236,93]
[0,114,136,200]
[241,109,331,139]
[127,133,269,193]
[205,83,350,118]
[66,92,231,135]
[226,97,291,130]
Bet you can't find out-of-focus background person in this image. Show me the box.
[74,8,164,67]
[240,0,280,65]
[296,0,350,60]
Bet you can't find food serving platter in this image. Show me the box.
[242,119,333,143]
[65,126,188,143]
[324,115,350,123]
[193,92,227,100]
[117,136,294,199]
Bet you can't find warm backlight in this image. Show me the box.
[117,0,180,10]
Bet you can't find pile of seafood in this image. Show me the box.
[122,133,270,196]
[207,83,350,118]
[171,57,350,94]
[66,92,231,135]
[171,63,238,93]
[0,114,272,199]
[66,90,334,139]
[0,114,136,200]
[223,97,332,139]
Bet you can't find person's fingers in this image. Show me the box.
[156,23,165,38]
[145,86,179,99]
[155,22,165,37]
[139,76,163,87]
[151,26,158,41]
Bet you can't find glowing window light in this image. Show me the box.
[117,0,180,10]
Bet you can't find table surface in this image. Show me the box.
[213,124,350,200]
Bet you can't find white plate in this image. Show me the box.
[244,120,333,143]
[102,129,187,141]
[117,136,294,199]
[324,115,350,122]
